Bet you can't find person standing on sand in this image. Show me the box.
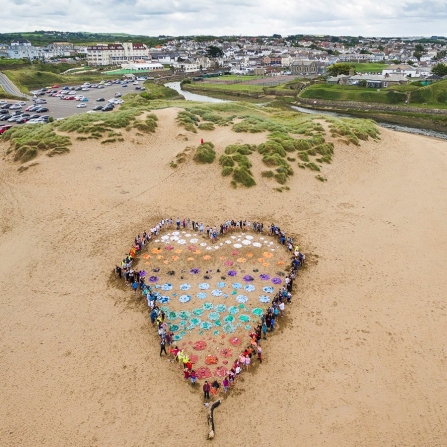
[160,338,167,356]
[223,377,229,393]
[203,380,210,399]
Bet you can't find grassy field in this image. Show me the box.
[299,80,447,107]
[4,68,119,93]
[0,58,29,65]
[187,82,265,93]
[351,62,388,73]
[299,84,407,104]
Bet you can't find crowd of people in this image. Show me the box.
[114,217,305,400]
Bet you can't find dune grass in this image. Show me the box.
[2,123,71,162]
[193,142,216,164]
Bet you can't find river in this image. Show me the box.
[165,82,228,103]
[165,82,447,140]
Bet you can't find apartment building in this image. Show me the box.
[86,42,151,66]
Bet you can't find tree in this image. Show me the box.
[414,44,424,52]
[327,63,355,76]
[206,46,223,58]
[413,51,422,61]
[431,63,447,76]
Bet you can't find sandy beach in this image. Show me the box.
[1,108,447,446]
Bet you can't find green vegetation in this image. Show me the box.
[2,123,71,162]
[221,144,257,187]
[300,79,447,108]
[300,83,407,104]
[193,141,216,164]
[3,67,118,94]
[140,82,181,100]
[327,63,356,76]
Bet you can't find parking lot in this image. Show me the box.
[1,79,145,127]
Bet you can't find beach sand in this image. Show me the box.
[1,108,447,446]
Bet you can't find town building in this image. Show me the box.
[86,42,151,66]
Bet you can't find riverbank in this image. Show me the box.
[294,97,447,133]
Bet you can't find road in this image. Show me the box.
[0,73,31,100]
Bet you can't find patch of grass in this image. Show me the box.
[198,122,215,131]
[316,175,327,182]
[232,166,256,187]
[219,154,235,167]
[3,123,71,163]
[193,141,216,164]
[298,151,309,162]
[305,162,321,171]
[261,170,275,178]
[224,144,256,155]
[221,166,233,176]
[176,110,199,133]
[101,138,117,144]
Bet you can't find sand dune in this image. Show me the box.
[1,109,447,447]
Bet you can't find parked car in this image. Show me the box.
[102,105,114,111]
[10,104,22,110]
[93,105,104,111]
[0,114,12,121]
[0,109,9,114]
[96,97,105,102]
[34,99,47,104]
[16,117,28,124]
[0,124,13,134]
[80,97,89,102]
[114,92,122,97]
[122,83,128,87]
[35,107,49,113]
[97,85,105,89]
[52,84,60,88]
[77,103,87,108]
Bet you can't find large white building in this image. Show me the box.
[86,42,151,66]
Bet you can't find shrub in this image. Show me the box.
[198,122,215,131]
[261,170,275,178]
[224,144,255,155]
[306,162,321,171]
[232,167,256,187]
[219,154,235,167]
[298,151,309,162]
[193,142,215,164]
[221,166,233,176]
[257,141,286,157]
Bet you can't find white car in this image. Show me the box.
[0,100,6,105]
[104,82,112,86]
[132,81,139,85]
[10,104,22,109]
[77,103,87,108]
[81,87,89,91]
[114,99,124,104]
[69,90,77,95]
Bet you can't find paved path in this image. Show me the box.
[0,73,31,100]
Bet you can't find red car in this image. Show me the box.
[0,125,13,134]
[52,84,59,88]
